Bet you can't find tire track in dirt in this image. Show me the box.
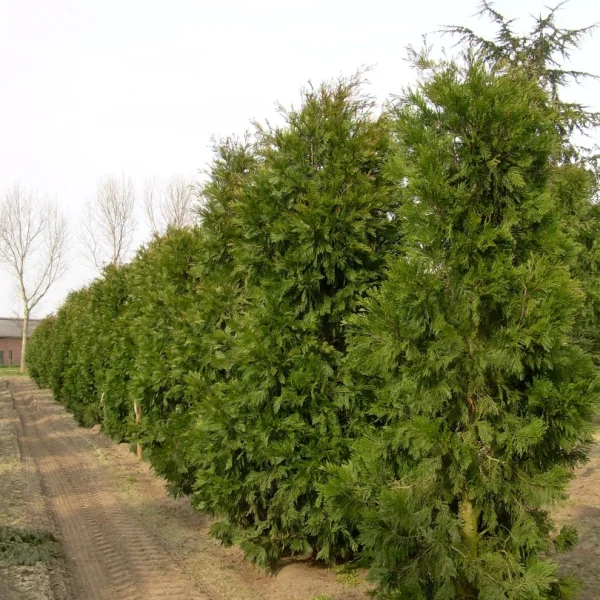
[0,379,68,600]
[8,378,210,600]
[6,376,600,600]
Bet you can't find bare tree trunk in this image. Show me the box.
[0,184,69,365]
[143,175,196,235]
[20,308,29,373]
[458,496,479,599]
[81,175,137,271]
[133,401,142,460]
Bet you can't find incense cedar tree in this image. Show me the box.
[125,227,205,491]
[188,76,399,567]
[322,56,599,599]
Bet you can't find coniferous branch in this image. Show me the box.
[443,1,600,165]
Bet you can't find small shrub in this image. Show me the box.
[0,526,60,566]
[334,564,363,587]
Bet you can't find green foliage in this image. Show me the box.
[322,56,598,599]
[553,525,579,554]
[445,0,600,162]
[0,526,59,566]
[189,74,398,567]
[446,1,600,368]
[89,264,133,439]
[26,317,55,386]
[127,227,205,493]
[177,137,259,495]
[51,287,101,427]
[26,6,600,599]
[334,563,363,586]
[27,265,132,433]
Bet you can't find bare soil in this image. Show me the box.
[0,378,69,600]
[553,420,600,599]
[0,378,369,600]
[2,376,599,600]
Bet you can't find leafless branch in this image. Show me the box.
[0,183,69,371]
[143,175,196,236]
[81,174,137,270]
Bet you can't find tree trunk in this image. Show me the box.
[133,401,142,460]
[20,309,29,373]
[458,497,480,599]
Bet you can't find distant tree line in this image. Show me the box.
[26,5,600,598]
[0,171,195,371]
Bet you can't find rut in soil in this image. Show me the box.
[7,378,210,600]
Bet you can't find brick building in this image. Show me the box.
[0,318,42,367]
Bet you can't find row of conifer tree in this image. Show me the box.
[27,6,600,599]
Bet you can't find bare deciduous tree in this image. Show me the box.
[0,183,69,372]
[82,175,137,270]
[143,175,196,236]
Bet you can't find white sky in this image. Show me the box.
[1,0,599,317]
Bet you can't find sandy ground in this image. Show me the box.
[1,376,599,600]
[553,420,600,600]
[0,377,369,600]
[0,378,69,600]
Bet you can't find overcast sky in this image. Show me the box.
[1,0,599,318]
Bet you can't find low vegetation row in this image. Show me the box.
[27,8,600,599]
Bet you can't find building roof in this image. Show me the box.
[0,318,43,339]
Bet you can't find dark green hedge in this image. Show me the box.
[26,317,55,386]
[27,24,600,599]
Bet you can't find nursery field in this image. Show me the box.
[1,376,599,599]
[13,8,600,597]
[0,377,370,600]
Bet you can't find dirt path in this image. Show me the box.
[4,376,598,600]
[553,421,600,600]
[0,379,69,600]
[7,378,208,600]
[0,377,370,600]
